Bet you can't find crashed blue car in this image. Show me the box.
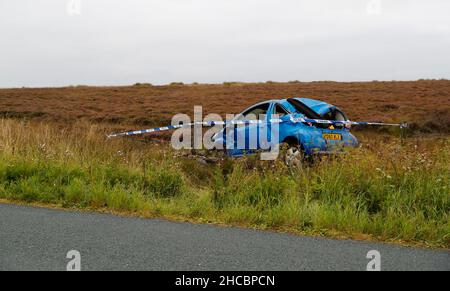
[213,98,359,165]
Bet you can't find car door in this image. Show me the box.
[228,102,271,156]
[268,103,292,146]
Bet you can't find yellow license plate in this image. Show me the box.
[323,133,342,141]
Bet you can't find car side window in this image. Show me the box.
[239,103,270,120]
[274,104,289,118]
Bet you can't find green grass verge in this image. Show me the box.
[0,119,449,248]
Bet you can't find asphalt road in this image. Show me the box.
[0,203,448,271]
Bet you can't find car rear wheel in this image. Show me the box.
[282,143,304,168]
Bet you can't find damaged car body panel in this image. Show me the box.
[213,98,359,157]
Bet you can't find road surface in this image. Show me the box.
[0,204,448,271]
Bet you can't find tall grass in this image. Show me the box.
[0,119,448,248]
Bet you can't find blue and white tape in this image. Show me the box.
[107,117,407,138]
[290,117,408,128]
[108,120,275,138]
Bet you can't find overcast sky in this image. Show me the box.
[0,0,449,88]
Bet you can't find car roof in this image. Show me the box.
[243,98,337,116]
[295,98,334,115]
[273,98,335,115]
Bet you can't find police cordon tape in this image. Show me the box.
[107,117,408,138]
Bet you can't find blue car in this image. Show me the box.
[213,98,359,165]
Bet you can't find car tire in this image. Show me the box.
[281,143,304,168]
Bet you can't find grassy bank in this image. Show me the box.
[0,119,449,248]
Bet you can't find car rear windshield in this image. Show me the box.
[286,98,322,119]
[322,108,348,121]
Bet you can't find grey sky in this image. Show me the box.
[1,0,449,88]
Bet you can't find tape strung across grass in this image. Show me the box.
[107,117,408,138]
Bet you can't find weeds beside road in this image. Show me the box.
[0,119,448,248]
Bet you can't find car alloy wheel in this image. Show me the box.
[284,145,303,168]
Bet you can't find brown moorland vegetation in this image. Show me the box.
[1,80,449,133]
